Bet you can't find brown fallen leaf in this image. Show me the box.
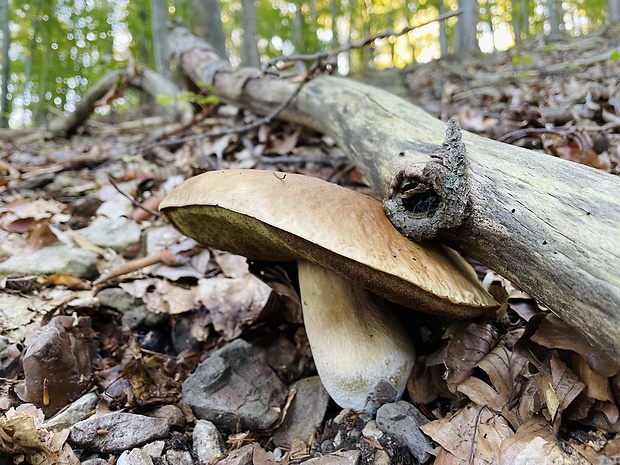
[531,314,618,377]
[0,404,80,465]
[556,140,610,170]
[457,329,528,428]
[420,403,513,464]
[499,416,587,465]
[536,352,584,426]
[195,274,272,340]
[443,321,499,393]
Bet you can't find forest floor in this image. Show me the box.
[1,25,620,465]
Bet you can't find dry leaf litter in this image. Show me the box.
[1,27,620,465]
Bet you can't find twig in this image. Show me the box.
[108,177,161,218]
[92,249,175,287]
[262,10,462,73]
[138,79,308,150]
[469,405,488,464]
[143,11,461,151]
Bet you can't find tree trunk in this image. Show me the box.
[0,0,10,128]
[455,0,479,54]
[241,0,260,67]
[150,0,169,77]
[167,27,620,362]
[546,0,560,34]
[609,0,620,23]
[439,0,449,55]
[194,0,227,58]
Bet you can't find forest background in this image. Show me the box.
[1,0,619,131]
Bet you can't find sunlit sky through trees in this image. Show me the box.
[0,0,610,128]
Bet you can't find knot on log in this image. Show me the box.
[383,118,470,241]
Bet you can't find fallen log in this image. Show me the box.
[168,27,620,362]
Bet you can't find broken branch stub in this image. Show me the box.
[384,118,470,241]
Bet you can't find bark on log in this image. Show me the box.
[168,27,620,362]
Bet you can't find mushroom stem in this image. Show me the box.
[298,260,415,413]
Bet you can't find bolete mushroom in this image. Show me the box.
[160,169,497,412]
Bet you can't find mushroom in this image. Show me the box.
[160,169,498,412]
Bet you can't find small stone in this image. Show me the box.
[43,392,99,431]
[216,443,254,465]
[361,420,384,442]
[22,315,95,416]
[375,401,430,463]
[165,449,194,465]
[182,339,288,431]
[193,419,226,464]
[333,409,352,424]
[142,440,166,457]
[69,412,170,453]
[80,460,109,465]
[273,376,330,447]
[333,431,343,449]
[302,449,360,464]
[147,404,186,429]
[117,448,154,465]
[97,287,144,314]
[372,449,390,465]
[0,245,98,278]
[75,217,142,253]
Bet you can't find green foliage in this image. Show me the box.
[156,91,220,105]
[512,52,533,65]
[9,0,114,126]
[2,0,615,128]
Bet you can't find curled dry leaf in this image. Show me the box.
[535,352,584,424]
[0,404,80,465]
[120,278,197,315]
[195,274,272,341]
[443,321,499,393]
[457,329,528,428]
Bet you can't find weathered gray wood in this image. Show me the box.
[168,27,620,362]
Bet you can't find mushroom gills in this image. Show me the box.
[298,260,415,413]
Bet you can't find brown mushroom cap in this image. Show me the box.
[160,169,498,318]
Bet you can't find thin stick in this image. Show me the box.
[108,177,161,217]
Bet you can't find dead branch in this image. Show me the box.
[167,27,620,362]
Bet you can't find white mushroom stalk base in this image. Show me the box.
[298,260,416,413]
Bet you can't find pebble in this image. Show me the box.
[372,449,391,465]
[0,245,98,278]
[69,412,170,453]
[182,339,288,431]
[375,401,431,463]
[74,217,142,253]
[142,440,166,457]
[273,376,330,447]
[147,404,186,429]
[117,448,154,465]
[165,449,194,465]
[21,315,94,417]
[42,392,99,431]
[193,419,226,464]
[361,420,384,442]
[301,449,360,464]
[216,443,254,465]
